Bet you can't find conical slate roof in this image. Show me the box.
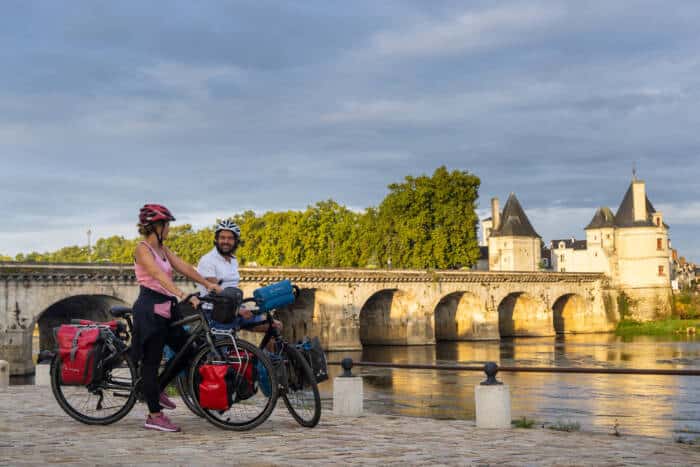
[613,183,657,228]
[491,193,540,238]
[585,207,615,230]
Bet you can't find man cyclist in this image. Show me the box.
[196,219,282,333]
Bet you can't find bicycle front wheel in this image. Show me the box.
[175,372,204,418]
[280,344,321,427]
[50,351,137,425]
[188,338,278,431]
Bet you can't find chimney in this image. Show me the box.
[632,180,647,222]
[491,197,500,231]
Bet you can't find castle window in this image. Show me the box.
[658,265,665,276]
[606,234,611,239]
[655,217,661,226]
[657,238,663,250]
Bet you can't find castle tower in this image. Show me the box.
[488,193,541,271]
[584,206,616,274]
[611,178,671,319]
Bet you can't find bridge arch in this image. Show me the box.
[359,289,430,346]
[434,292,497,341]
[497,292,554,337]
[552,293,594,334]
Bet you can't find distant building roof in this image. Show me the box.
[613,182,664,228]
[490,193,540,238]
[551,239,588,250]
[585,207,615,230]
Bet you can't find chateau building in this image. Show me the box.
[550,177,672,318]
[478,177,672,319]
[480,193,541,272]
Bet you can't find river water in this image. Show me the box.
[322,334,700,439]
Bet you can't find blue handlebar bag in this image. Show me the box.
[253,280,295,312]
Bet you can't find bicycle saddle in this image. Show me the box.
[110,306,133,318]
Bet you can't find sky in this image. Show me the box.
[1,1,699,261]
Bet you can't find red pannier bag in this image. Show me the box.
[56,325,103,385]
[198,364,235,410]
[198,350,257,410]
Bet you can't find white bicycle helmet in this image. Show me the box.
[215,219,241,239]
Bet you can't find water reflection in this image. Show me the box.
[322,334,700,438]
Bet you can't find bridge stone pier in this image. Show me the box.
[0,263,617,376]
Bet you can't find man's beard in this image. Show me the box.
[215,243,234,256]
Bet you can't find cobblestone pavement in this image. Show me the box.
[1,386,699,466]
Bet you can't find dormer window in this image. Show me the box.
[559,242,565,249]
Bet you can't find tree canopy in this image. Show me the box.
[9,167,481,269]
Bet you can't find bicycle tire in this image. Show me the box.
[188,338,278,431]
[280,344,321,427]
[175,372,204,418]
[50,351,138,425]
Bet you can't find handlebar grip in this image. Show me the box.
[180,292,200,305]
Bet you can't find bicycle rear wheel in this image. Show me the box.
[50,351,137,425]
[188,338,278,431]
[280,344,321,427]
[175,372,204,417]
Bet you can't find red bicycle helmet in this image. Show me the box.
[139,204,176,225]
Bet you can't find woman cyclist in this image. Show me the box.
[132,204,222,432]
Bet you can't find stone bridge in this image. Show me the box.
[0,263,617,375]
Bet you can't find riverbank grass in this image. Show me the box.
[548,420,581,432]
[512,416,536,429]
[615,318,700,336]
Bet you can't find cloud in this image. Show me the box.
[1,1,700,263]
[366,4,563,59]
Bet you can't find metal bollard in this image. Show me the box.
[474,361,511,429]
[0,360,9,389]
[333,358,363,417]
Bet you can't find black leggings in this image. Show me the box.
[141,327,193,413]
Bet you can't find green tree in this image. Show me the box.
[13,166,482,270]
[374,166,480,269]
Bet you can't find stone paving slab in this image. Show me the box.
[1,386,699,466]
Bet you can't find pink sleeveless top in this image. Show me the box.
[134,241,175,318]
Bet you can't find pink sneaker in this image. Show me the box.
[159,392,177,410]
[144,413,181,432]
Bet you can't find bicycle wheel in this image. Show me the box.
[280,344,321,427]
[175,372,204,417]
[50,350,137,425]
[188,338,278,431]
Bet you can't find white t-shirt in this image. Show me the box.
[196,248,241,300]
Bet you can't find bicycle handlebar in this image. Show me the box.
[180,282,301,316]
